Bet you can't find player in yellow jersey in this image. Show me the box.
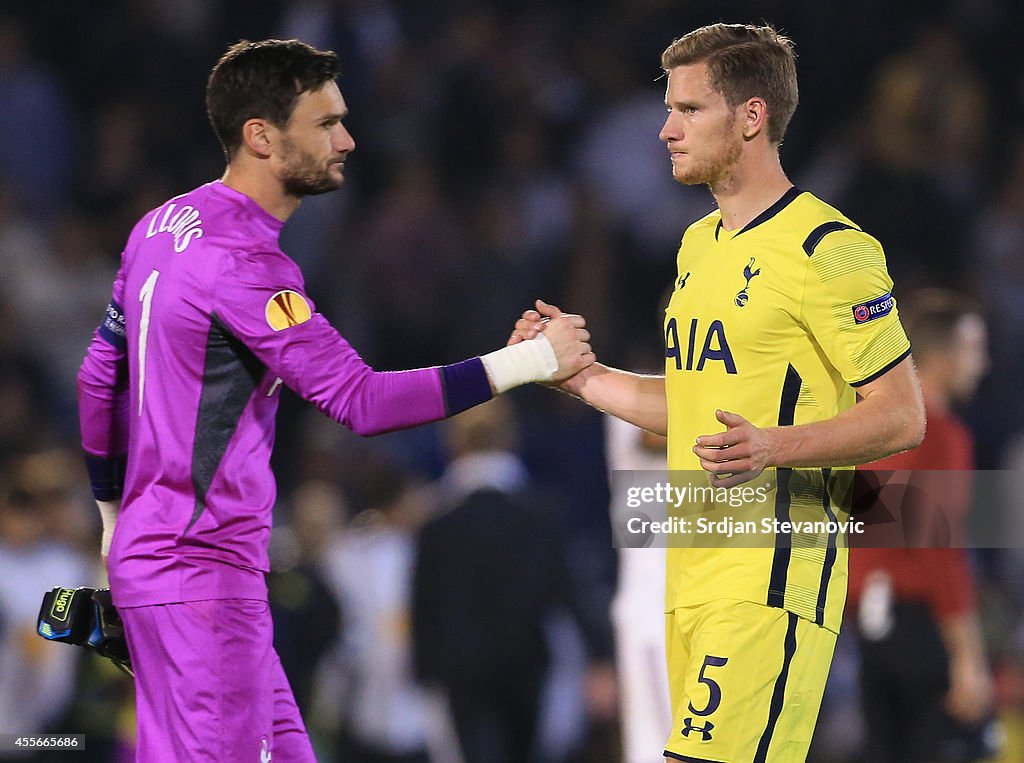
[512,23,926,763]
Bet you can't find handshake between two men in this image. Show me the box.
[510,298,773,490]
[517,299,596,386]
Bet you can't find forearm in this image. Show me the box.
[78,336,130,458]
[765,357,924,468]
[694,357,926,488]
[271,331,449,437]
[323,343,566,435]
[341,364,468,436]
[343,339,557,434]
[267,313,577,435]
[563,363,668,436]
[765,391,924,468]
[78,339,129,557]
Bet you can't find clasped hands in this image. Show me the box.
[509,299,772,487]
[510,299,595,383]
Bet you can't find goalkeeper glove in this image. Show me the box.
[37,586,133,677]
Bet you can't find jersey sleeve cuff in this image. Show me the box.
[849,346,911,388]
[84,453,127,501]
[439,358,493,416]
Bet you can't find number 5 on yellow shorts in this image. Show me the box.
[664,599,837,763]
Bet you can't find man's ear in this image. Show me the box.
[240,118,274,157]
[740,97,768,140]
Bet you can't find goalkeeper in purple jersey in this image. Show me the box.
[76,39,593,762]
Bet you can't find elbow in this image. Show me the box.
[344,402,392,437]
[898,405,927,452]
[319,377,386,437]
[909,393,927,448]
[903,361,927,450]
[908,414,926,450]
[348,419,387,438]
[76,357,96,391]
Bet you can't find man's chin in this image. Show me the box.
[284,176,344,197]
[318,175,345,193]
[672,169,705,186]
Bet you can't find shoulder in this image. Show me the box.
[211,246,311,329]
[791,192,881,257]
[124,182,223,254]
[678,209,723,256]
[683,209,722,239]
[787,194,891,287]
[218,245,305,288]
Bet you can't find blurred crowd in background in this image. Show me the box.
[2,1,1024,761]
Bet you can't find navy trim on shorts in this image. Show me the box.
[815,468,838,626]
[753,612,799,763]
[663,751,727,763]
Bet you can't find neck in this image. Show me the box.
[221,163,301,223]
[711,148,792,231]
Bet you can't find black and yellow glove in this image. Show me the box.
[37,586,133,677]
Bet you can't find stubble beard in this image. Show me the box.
[672,114,742,188]
[280,138,343,197]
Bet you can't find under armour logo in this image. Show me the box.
[260,738,272,763]
[681,717,715,741]
[735,258,761,307]
[677,271,691,290]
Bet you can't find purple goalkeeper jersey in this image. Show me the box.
[78,181,488,607]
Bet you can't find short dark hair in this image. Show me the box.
[206,39,340,161]
[661,23,798,144]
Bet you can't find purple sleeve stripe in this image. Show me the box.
[439,358,493,416]
[84,453,127,501]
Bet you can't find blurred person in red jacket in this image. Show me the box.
[849,288,994,762]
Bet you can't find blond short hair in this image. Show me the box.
[662,23,798,144]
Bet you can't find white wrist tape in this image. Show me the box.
[97,499,120,556]
[480,335,559,394]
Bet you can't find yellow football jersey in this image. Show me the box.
[663,187,911,633]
